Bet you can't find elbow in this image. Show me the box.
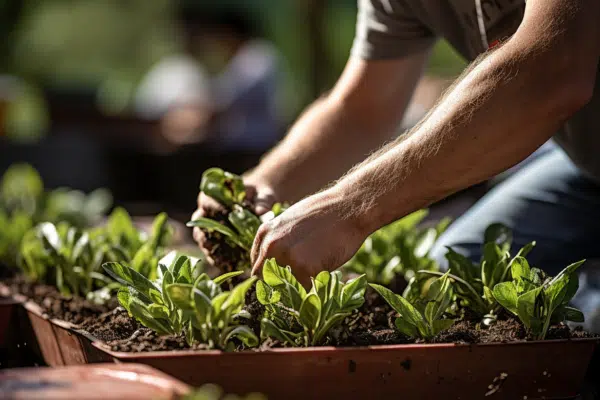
[507,36,596,118]
[532,44,597,117]
[552,74,595,117]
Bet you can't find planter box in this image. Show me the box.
[0,297,18,348]
[0,363,190,399]
[91,338,599,400]
[20,300,112,366]
[3,282,598,398]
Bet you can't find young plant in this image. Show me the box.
[165,273,258,350]
[187,168,286,272]
[0,210,33,268]
[17,210,171,300]
[492,257,585,340]
[91,208,171,280]
[103,253,214,338]
[0,163,112,227]
[18,222,109,296]
[420,223,535,319]
[343,210,450,287]
[257,259,367,347]
[370,272,455,340]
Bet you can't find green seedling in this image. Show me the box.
[370,272,455,340]
[257,259,367,347]
[493,257,585,340]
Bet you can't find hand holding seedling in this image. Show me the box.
[191,171,277,252]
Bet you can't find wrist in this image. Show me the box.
[323,183,378,239]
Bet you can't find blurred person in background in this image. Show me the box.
[135,4,282,151]
[195,0,600,330]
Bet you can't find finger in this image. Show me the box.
[254,196,274,215]
[250,225,267,265]
[199,192,225,214]
[191,208,204,222]
[192,227,207,245]
[251,251,265,279]
[244,185,257,201]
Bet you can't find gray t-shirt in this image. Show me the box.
[352,0,600,181]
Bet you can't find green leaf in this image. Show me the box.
[128,297,172,335]
[166,283,195,310]
[213,271,245,285]
[170,255,191,279]
[339,275,367,312]
[561,306,585,323]
[299,293,321,330]
[186,218,248,250]
[394,318,419,338]
[161,269,174,309]
[312,312,348,345]
[221,277,257,312]
[195,280,221,301]
[414,228,437,258]
[445,247,477,282]
[228,205,261,247]
[148,304,170,320]
[224,326,259,348]
[516,287,543,329]
[432,319,455,335]
[370,284,425,328]
[262,259,306,309]
[256,280,280,305]
[515,242,536,258]
[192,287,213,320]
[481,243,504,287]
[482,285,495,303]
[544,274,571,314]
[484,223,512,251]
[314,271,330,300]
[148,212,170,249]
[260,318,299,346]
[510,257,531,281]
[492,282,519,315]
[547,260,585,288]
[200,168,246,207]
[102,262,161,304]
[117,286,132,313]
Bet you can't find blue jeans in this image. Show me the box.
[430,147,600,332]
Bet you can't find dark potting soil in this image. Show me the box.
[5,276,595,353]
[202,206,251,275]
[5,276,117,326]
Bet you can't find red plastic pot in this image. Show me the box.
[92,338,598,400]
[0,363,190,399]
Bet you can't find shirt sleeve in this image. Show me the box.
[351,0,436,60]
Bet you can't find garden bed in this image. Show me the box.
[2,279,598,399]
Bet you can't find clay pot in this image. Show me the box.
[92,338,599,400]
[0,363,190,399]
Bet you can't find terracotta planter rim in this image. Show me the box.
[91,335,600,359]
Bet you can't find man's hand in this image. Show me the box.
[250,188,367,286]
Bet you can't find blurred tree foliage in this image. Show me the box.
[1,0,466,138]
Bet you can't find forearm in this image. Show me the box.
[245,53,429,203]
[247,94,400,202]
[337,37,594,234]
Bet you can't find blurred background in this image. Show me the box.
[0,0,467,222]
